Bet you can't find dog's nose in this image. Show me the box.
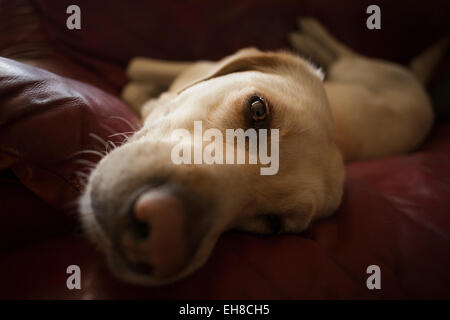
[119,188,191,279]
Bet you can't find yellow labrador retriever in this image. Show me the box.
[79,18,447,285]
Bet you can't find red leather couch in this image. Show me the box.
[0,0,449,299]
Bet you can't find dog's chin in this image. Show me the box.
[105,234,220,287]
[82,220,216,286]
[106,252,183,286]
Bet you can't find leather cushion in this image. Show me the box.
[0,57,141,216]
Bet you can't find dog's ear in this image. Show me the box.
[172,48,323,93]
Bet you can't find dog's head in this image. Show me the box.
[79,48,345,285]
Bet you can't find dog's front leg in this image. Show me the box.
[289,17,355,70]
[122,58,193,114]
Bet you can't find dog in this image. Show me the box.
[79,18,446,286]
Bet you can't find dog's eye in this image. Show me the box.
[249,95,269,122]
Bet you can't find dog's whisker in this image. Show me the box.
[100,123,117,134]
[75,171,90,178]
[108,133,132,146]
[71,150,107,158]
[108,132,135,138]
[108,140,117,149]
[74,159,98,168]
[109,115,139,131]
[89,133,110,151]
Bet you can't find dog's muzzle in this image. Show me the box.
[110,184,212,280]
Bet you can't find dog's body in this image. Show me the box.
[80,19,445,285]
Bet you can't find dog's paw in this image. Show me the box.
[297,17,325,37]
[288,32,334,70]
